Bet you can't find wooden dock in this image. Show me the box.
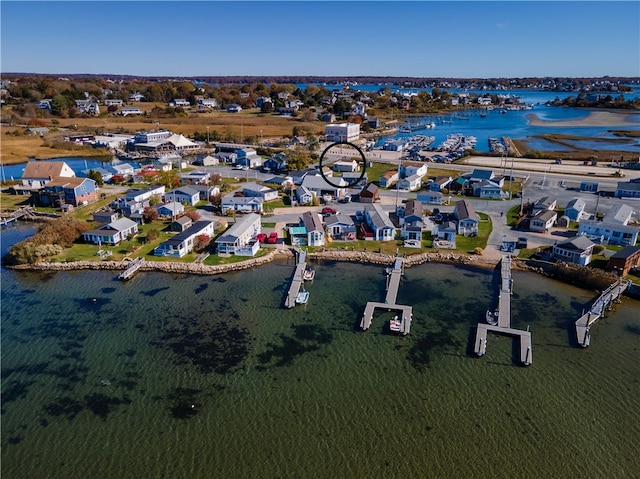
[474,255,532,366]
[118,257,144,281]
[360,257,413,335]
[475,324,533,365]
[284,249,307,308]
[575,279,632,347]
[0,207,36,227]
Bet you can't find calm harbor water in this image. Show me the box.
[1,225,639,478]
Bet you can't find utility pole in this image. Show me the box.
[207,126,210,144]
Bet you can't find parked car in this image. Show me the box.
[338,195,351,204]
[266,232,278,244]
[256,233,268,243]
[322,207,337,215]
[516,237,528,249]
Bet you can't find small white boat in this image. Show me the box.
[390,315,402,332]
[303,268,315,281]
[295,290,310,304]
[486,309,499,325]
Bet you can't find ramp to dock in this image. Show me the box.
[118,257,144,280]
[575,279,631,347]
[284,248,307,308]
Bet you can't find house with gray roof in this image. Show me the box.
[165,186,200,206]
[324,213,356,241]
[302,211,326,246]
[552,236,596,266]
[215,214,261,256]
[578,218,639,246]
[614,181,640,198]
[564,198,587,221]
[154,220,215,258]
[530,209,557,233]
[242,184,279,202]
[157,201,185,218]
[453,200,479,236]
[221,195,264,215]
[295,186,314,206]
[604,203,633,225]
[364,204,395,241]
[83,218,139,246]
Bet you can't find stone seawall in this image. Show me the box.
[307,250,498,269]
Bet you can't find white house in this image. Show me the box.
[604,203,633,225]
[302,211,326,247]
[170,99,190,107]
[242,184,279,202]
[379,170,399,188]
[397,174,422,192]
[552,236,596,266]
[83,218,139,246]
[235,148,263,168]
[324,214,357,241]
[154,221,215,258]
[333,159,360,173]
[364,204,395,241]
[20,161,75,190]
[417,191,444,205]
[165,186,200,206]
[220,195,264,215]
[124,186,165,203]
[530,209,557,233]
[578,219,639,246]
[399,162,428,179]
[453,200,479,236]
[324,123,360,142]
[301,174,347,200]
[120,107,142,116]
[295,186,314,205]
[215,214,261,256]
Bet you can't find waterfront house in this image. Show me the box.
[552,236,596,266]
[577,219,639,246]
[20,161,75,191]
[220,195,264,215]
[607,245,640,276]
[302,211,326,247]
[379,170,399,188]
[364,204,395,241]
[417,190,444,205]
[164,186,200,206]
[614,181,640,199]
[324,214,356,241]
[39,177,98,207]
[398,200,425,241]
[530,209,557,233]
[453,200,479,236]
[157,201,184,218]
[359,183,380,203]
[83,218,139,246]
[433,221,457,245]
[215,214,261,256]
[155,220,215,258]
[564,198,587,221]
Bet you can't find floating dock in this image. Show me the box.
[360,257,412,335]
[118,257,144,281]
[474,255,532,366]
[284,249,307,308]
[575,279,632,347]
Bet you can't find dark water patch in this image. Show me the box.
[292,324,333,344]
[52,350,82,361]
[195,282,209,294]
[84,392,132,420]
[141,287,170,297]
[155,316,251,374]
[257,335,320,368]
[7,436,23,445]
[119,349,137,358]
[407,328,462,369]
[74,296,112,311]
[1,380,35,412]
[625,324,640,335]
[168,387,202,419]
[2,361,50,380]
[101,287,117,294]
[43,396,84,420]
[212,277,226,283]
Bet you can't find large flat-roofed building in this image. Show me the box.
[325,123,360,142]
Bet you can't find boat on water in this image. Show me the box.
[486,309,499,325]
[303,268,315,281]
[389,315,402,332]
[295,289,310,304]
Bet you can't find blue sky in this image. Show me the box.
[1,1,638,78]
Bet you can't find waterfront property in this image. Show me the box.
[83,218,139,246]
[363,203,395,241]
[214,214,261,256]
[606,245,640,276]
[324,213,357,241]
[552,236,596,266]
[577,218,639,246]
[154,221,216,258]
[453,199,479,236]
[37,177,98,207]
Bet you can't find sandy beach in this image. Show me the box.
[526,110,639,127]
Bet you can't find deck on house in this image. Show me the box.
[575,279,632,347]
[284,248,307,309]
[360,257,412,335]
[475,254,532,366]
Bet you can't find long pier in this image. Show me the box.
[284,249,306,308]
[360,257,412,335]
[575,279,632,347]
[118,257,145,281]
[474,255,532,366]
